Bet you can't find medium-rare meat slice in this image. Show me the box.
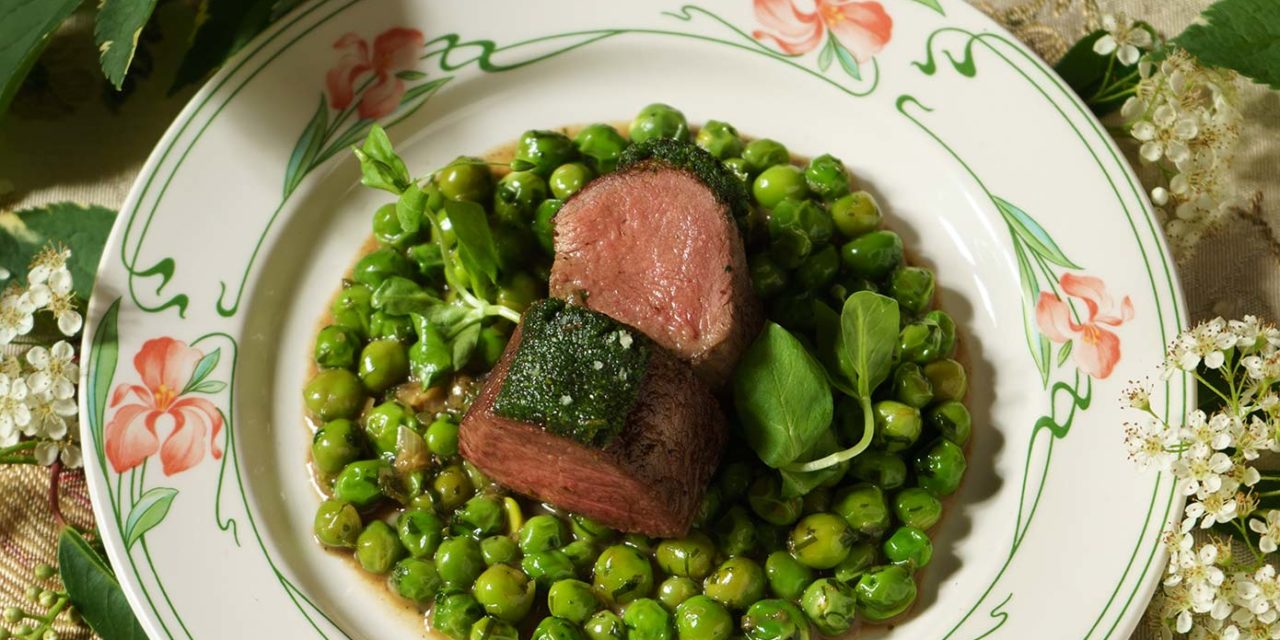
[459,299,726,537]
[549,139,762,387]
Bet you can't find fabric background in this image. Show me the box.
[0,1,1275,637]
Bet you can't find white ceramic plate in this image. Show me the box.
[79,1,1190,638]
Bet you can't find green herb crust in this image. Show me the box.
[493,299,651,446]
[618,138,751,221]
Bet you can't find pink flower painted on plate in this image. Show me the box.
[105,338,224,476]
[752,0,893,62]
[1036,273,1135,379]
[325,27,426,120]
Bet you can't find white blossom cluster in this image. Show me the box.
[0,247,83,468]
[1127,317,1280,638]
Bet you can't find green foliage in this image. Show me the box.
[1054,30,1145,116]
[0,0,83,116]
[1174,0,1280,89]
[58,528,147,639]
[0,202,117,300]
[94,0,160,89]
[733,323,833,469]
[171,0,277,92]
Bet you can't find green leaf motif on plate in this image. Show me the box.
[1056,340,1074,367]
[1013,241,1052,385]
[908,0,946,15]
[994,196,1081,269]
[181,348,221,395]
[0,202,118,301]
[123,487,179,549]
[817,38,836,71]
[93,0,161,89]
[58,528,148,640]
[833,42,862,81]
[87,299,121,462]
[283,95,329,198]
[0,0,83,115]
[1173,0,1280,90]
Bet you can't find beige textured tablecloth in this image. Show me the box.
[0,2,1275,638]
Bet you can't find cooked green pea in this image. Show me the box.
[370,311,415,344]
[892,363,934,409]
[630,103,688,144]
[899,321,944,364]
[472,564,535,622]
[363,400,412,457]
[703,557,765,610]
[398,508,445,558]
[623,598,672,640]
[433,592,485,640]
[742,599,810,640]
[840,230,903,280]
[438,157,495,203]
[425,418,460,458]
[358,340,409,393]
[533,617,587,640]
[833,542,878,585]
[828,273,878,304]
[492,222,537,276]
[748,476,803,527]
[795,245,839,292]
[658,576,699,611]
[924,359,967,402]
[742,139,789,175]
[849,451,907,491]
[332,460,386,510]
[770,198,833,248]
[753,165,808,209]
[892,488,942,530]
[915,438,967,496]
[523,550,577,587]
[756,524,788,554]
[550,162,595,199]
[433,464,475,512]
[410,321,453,389]
[513,130,578,177]
[889,267,935,315]
[533,198,563,254]
[311,419,364,475]
[695,120,744,159]
[313,498,362,548]
[830,191,881,239]
[470,616,518,640]
[594,544,654,605]
[496,271,542,314]
[354,247,413,288]
[655,532,717,580]
[800,578,856,635]
[883,526,932,569]
[801,487,832,515]
[570,514,616,543]
[389,557,441,603]
[303,369,366,421]
[314,325,361,370]
[476,324,509,369]
[584,610,626,640]
[574,124,628,174]
[714,507,758,558]
[769,228,812,270]
[520,515,568,554]
[331,284,373,338]
[764,551,813,600]
[372,202,421,249]
[479,536,517,566]
[723,157,750,183]
[357,520,406,574]
[718,462,753,500]
[548,579,600,624]
[927,401,972,446]
[832,484,891,538]
[456,496,505,537]
[873,400,923,453]
[787,513,854,570]
[854,565,916,621]
[435,537,486,587]
[674,595,733,640]
[749,254,789,299]
[561,540,599,573]
[926,309,957,357]
[493,170,548,223]
[804,154,851,201]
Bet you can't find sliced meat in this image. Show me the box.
[459,302,726,537]
[549,154,762,387]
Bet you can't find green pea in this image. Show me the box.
[476,325,509,370]
[828,273,877,305]
[438,157,495,203]
[804,154,851,201]
[370,311,415,344]
[899,321,944,364]
[630,103,688,144]
[472,563,535,622]
[372,202,422,249]
[723,157,750,183]
[674,595,732,640]
[492,222,537,276]
[696,487,727,531]
[741,139,789,175]
[752,165,808,209]
[398,508,445,558]
[915,438,967,496]
[926,309,957,357]
[794,245,839,292]
[927,401,972,446]
[883,526,933,570]
[747,476,803,527]
[787,513,854,570]
[770,198,833,248]
[435,537,486,587]
[570,514,615,543]
[534,198,563,254]
[888,267,935,315]
[549,579,600,624]
[658,576,699,611]
[748,254,789,299]
[426,418,460,458]
[493,170,549,223]
[332,460,386,510]
[433,464,475,511]
[311,419,364,475]
[703,557,765,611]
[654,532,716,580]
[800,578,856,636]
[801,487,832,515]
[358,340,410,393]
[457,496,506,537]
[833,542,878,585]
[478,536,517,566]
[363,400,412,457]
[830,191,881,239]
[533,617,587,640]
[695,120,744,159]
[432,592,485,640]
[387,557,442,604]
[513,130,578,177]
[470,616,518,640]
[717,462,753,500]
[849,451,907,491]
[892,363,934,409]
[356,520,406,574]
[313,498,362,548]
[496,271,542,313]
[714,506,758,558]
[840,230,903,280]
[303,369,366,421]
[550,162,595,200]
[314,325,361,370]
[742,599,811,640]
[873,400,923,453]
[584,610,626,640]
[353,247,413,288]
[623,598,672,640]
[561,540,599,573]
[574,124,628,174]
[924,359,967,402]
[331,284,373,339]
[407,242,445,284]
[832,484,891,538]
[854,565,916,621]
[892,489,942,530]
[594,544,654,605]
[769,228,811,270]
[515,515,566,554]
[764,551,813,601]
[523,550,578,587]
[756,524,788,555]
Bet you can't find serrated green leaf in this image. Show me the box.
[170,0,276,92]
[94,0,161,90]
[0,202,117,300]
[123,487,178,549]
[58,528,147,640]
[0,0,83,117]
[1174,0,1280,90]
[909,0,945,14]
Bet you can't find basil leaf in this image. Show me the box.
[733,322,833,468]
[372,276,441,316]
[58,528,147,640]
[812,299,856,393]
[840,291,900,398]
[409,317,452,389]
[451,322,481,370]
[353,125,410,194]
[1174,0,1280,90]
[443,199,500,288]
[397,184,426,234]
[0,0,82,115]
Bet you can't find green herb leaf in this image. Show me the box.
[354,125,410,194]
[812,300,856,393]
[170,0,276,92]
[1174,0,1280,89]
[94,0,161,90]
[58,528,147,640]
[123,487,178,549]
[409,316,452,389]
[0,0,83,116]
[0,202,117,300]
[840,291,900,398]
[443,199,500,288]
[417,301,483,335]
[733,322,833,468]
[180,348,220,395]
[1054,29,1145,116]
[451,322,481,370]
[779,431,845,497]
[371,276,442,316]
[397,184,426,234]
